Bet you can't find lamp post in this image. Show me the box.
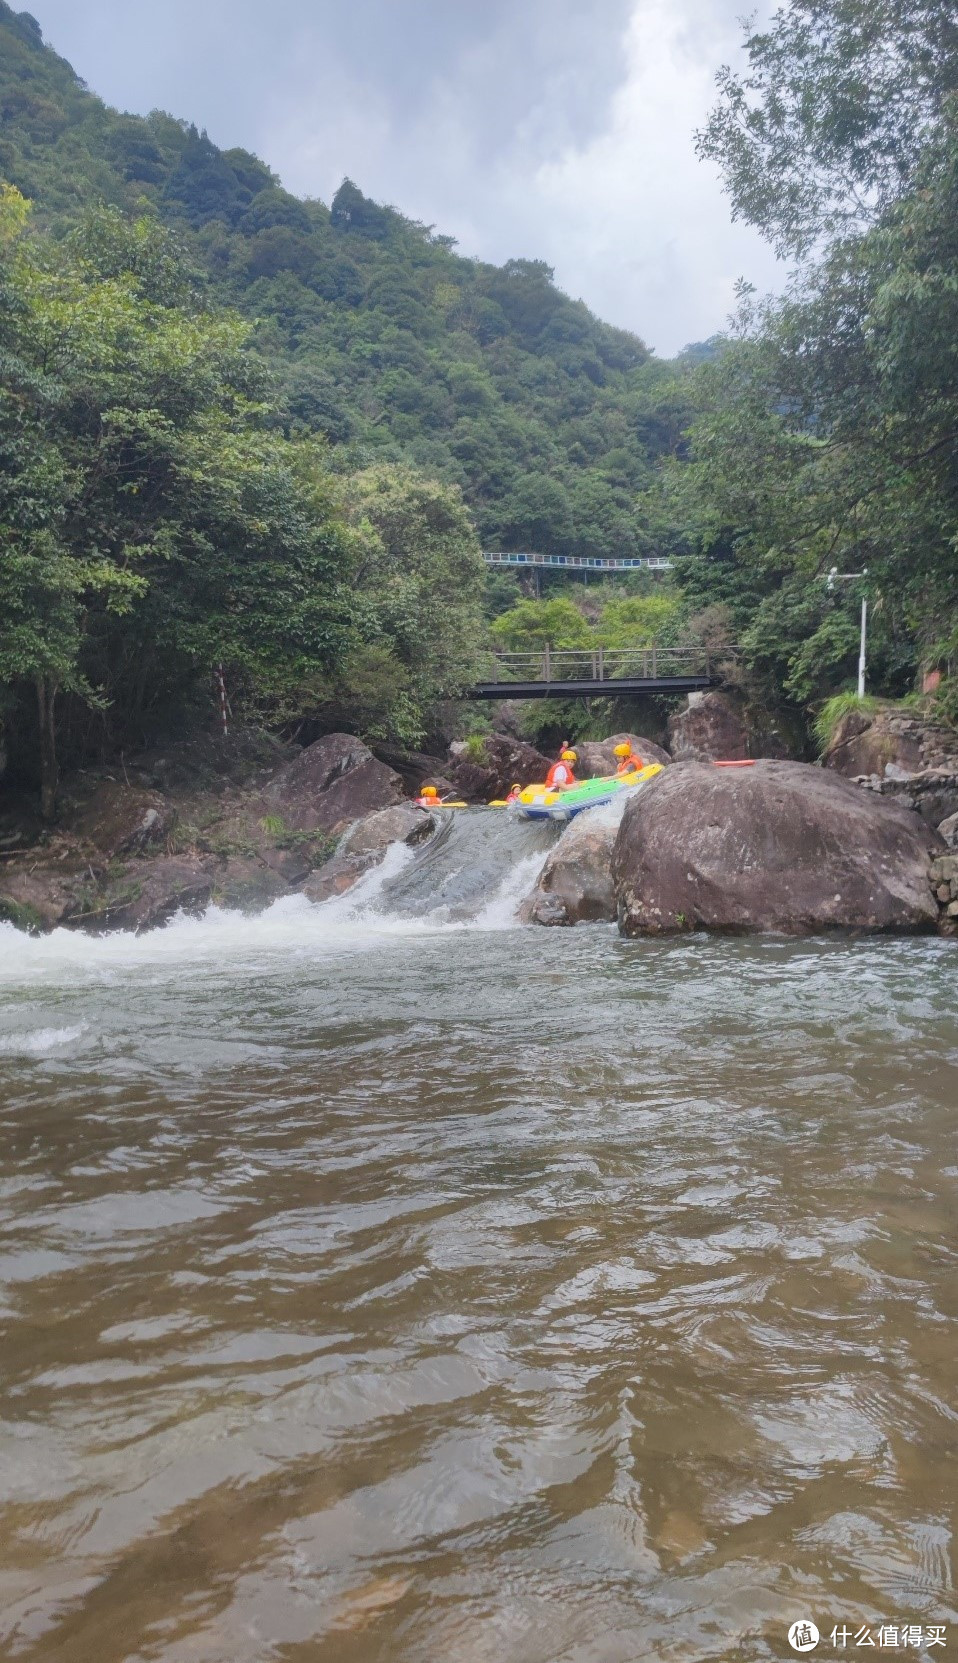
[826,566,868,698]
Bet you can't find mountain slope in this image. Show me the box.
[0,0,693,559]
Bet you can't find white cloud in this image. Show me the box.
[262,0,783,354]
[519,0,785,351]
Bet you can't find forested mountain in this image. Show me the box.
[0,0,692,562]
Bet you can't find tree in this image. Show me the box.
[497,474,575,555]
[337,465,485,741]
[0,198,356,812]
[698,0,958,256]
[685,0,958,715]
[490,597,592,652]
[0,185,82,815]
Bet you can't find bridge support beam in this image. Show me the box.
[468,675,716,700]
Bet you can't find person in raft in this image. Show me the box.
[614,741,644,775]
[545,748,578,789]
[505,782,522,804]
[416,784,441,808]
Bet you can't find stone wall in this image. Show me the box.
[929,853,958,935]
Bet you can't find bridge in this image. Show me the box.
[483,551,672,573]
[470,645,735,700]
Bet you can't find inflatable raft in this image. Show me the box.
[515,763,663,822]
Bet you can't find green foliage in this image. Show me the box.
[5,0,953,767]
[697,0,958,257]
[0,188,480,804]
[680,0,958,715]
[813,693,881,753]
[462,734,489,765]
[0,4,692,562]
[595,594,681,648]
[490,597,593,652]
[336,465,485,742]
[490,590,683,656]
[1,200,354,736]
[934,677,958,729]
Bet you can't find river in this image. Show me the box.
[0,814,955,1662]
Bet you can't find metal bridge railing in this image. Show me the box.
[480,645,738,684]
[482,551,673,572]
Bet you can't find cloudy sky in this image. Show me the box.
[25,0,784,355]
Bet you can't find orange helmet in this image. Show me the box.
[613,743,631,757]
[420,785,439,799]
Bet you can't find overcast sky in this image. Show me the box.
[25,0,784,355]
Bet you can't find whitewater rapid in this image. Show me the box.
[0,809,560,987]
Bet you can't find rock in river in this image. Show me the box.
[667,691,751,762]
[266,733,404,832]
[612,760,943,935]
[523,807,619,926]
[303,804,436,903]
[444,734,552,803]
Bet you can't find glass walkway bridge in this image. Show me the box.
[483,551,672,572]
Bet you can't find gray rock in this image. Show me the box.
[444,734,552,803]
[212,859,291,913]
[824,707,958,779]
[338,803,435,858]
[266,733,405,832]
[72,856,217,934]
[71,780,175,857]
[613,760,944,936]
[668,691,750,762]
[303,804,436,903]
[524,802,625,926]
[938,811,958,849]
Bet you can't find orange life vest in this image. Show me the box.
[545,760,575,789]
[616,753,643,775]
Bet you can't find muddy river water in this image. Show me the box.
[0,823,955,1662]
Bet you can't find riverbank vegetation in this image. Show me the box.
[680,0,958,717]
[0,185,484,809]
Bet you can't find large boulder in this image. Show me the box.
[488,701,526,740]
[522,805,621,926]
[68,856,217,934]
[369,742,452,799]
[337,803,436,858]
[668,691,750,761]
[612,760,943,936]
[0,844,93,932]
[70,780,175,858]
[575,732,671,779]
[303,803,436,904]
[444,734,552,803]
[938,811,958,850]
[266,733,404,833]
[210,858,291,914]
[824,706,958,780]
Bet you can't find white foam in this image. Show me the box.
[0,1024,88,1056]
[0,825,555,988]
[470,848,554,930]
[0,841,420,984]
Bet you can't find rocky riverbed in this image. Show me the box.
[2,696,956,939]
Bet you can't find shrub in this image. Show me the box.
[813,693,880,754]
